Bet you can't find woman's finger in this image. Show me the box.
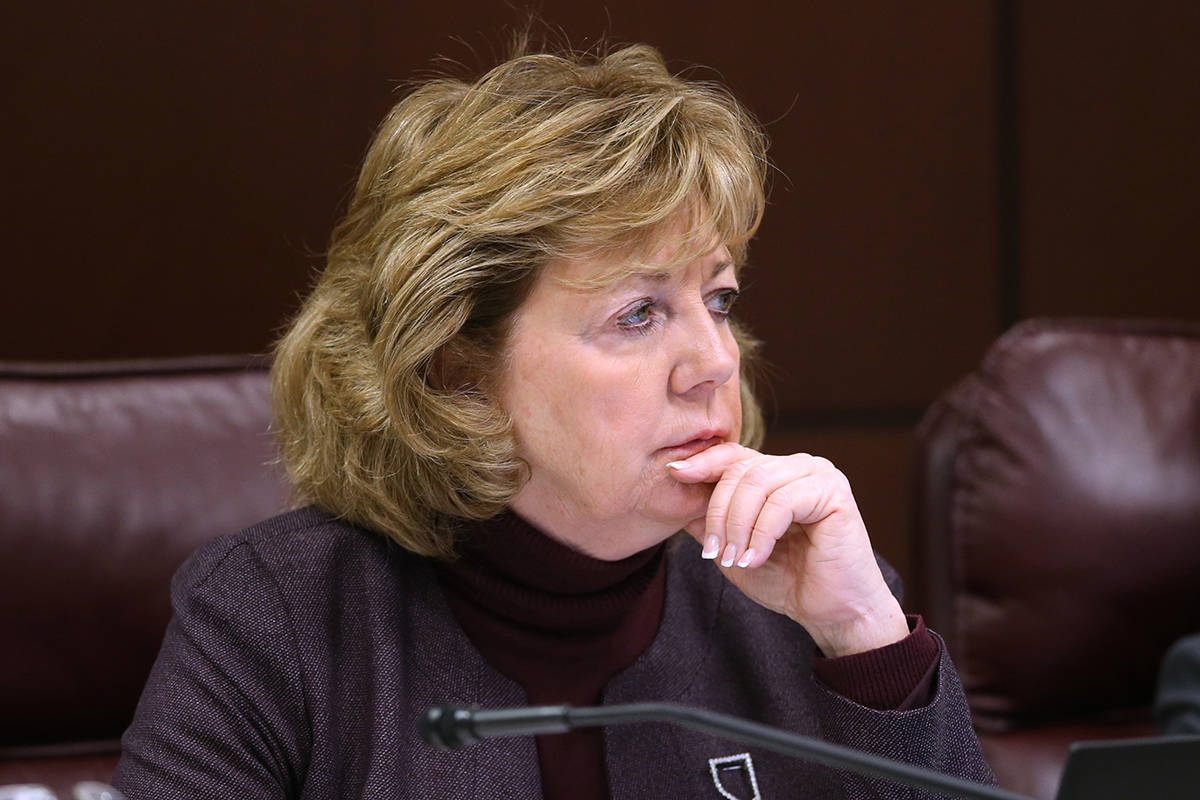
[742,479,814,568]
[665,441,751,483]
[721,457,804,567]
[703,456,763,564]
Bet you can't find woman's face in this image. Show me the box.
[498,241,743,560]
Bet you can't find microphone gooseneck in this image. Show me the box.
[418,702,1032,800]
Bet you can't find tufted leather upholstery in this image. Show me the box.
[912,318,1200,799]
[0,358,292,793]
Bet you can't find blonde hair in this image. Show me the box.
[272,42,769,558]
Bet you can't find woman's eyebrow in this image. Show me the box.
[631,259,735,284]
[710,259,735,279]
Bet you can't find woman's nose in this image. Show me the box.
[669,310,738,396]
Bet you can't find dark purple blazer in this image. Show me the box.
[113,507,994,799]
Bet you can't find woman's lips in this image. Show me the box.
[660,436,724,459]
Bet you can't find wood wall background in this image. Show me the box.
[4,2,1197,595]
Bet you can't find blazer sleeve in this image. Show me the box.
[111,537,308,800]
[808,631,997,798]
[805,555,997,797]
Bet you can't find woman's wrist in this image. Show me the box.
[800,595,909,658]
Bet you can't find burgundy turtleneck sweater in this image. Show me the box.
[435,512,938,800]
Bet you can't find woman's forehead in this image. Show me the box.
[550,240,736,291]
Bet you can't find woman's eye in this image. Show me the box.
[707,288,740,317]
[616,301,657,333]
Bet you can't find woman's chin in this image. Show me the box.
[646,480,712,530]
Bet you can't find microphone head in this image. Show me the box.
[418,705,479,750]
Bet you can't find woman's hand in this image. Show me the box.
[668,443,909,657]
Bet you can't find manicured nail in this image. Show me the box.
[720,543,737,568]
[702,535,720,559]
[667,460,691,470]
[736,548,755,568]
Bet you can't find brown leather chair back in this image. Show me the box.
[0,358,291,789]
[913,319,1200,732]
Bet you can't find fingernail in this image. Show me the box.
[720,543,737,568]
[667,460,691,470]
[736,548,755,568]
[702,535,720,559]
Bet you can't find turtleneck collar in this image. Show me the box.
[439,510,665,637]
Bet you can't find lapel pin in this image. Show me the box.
[707,752,762,800]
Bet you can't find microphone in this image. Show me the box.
[419,704,571,750]
[419,702,1031,800]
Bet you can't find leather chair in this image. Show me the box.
[0,358,291,795]
[912,318,1200,800]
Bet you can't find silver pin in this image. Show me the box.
[707,752,762,800]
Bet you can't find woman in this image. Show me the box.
[113,43,994,799]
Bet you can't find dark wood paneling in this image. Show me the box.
[1020,4,1200,319]
[4,3,369,359]
[735,4,999,415]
